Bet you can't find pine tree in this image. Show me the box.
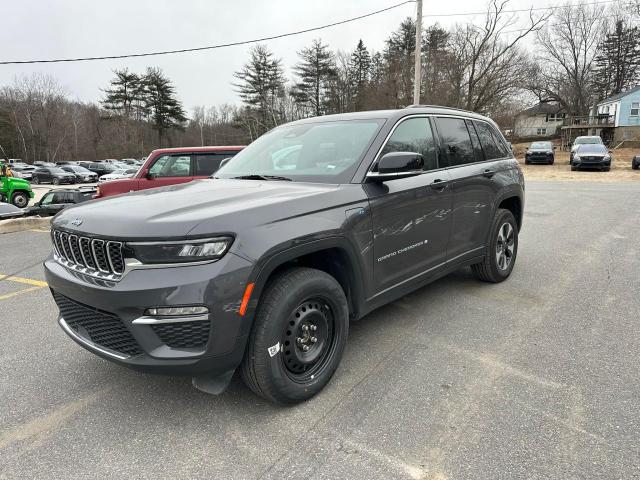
[593,20,640,98]
[383,18,417,107]
[233,44,285,133]
[349,40,372,110]
[293,39,337,116]
[142,67,187,144]
[100,69,141,118]
[423,25,451,104]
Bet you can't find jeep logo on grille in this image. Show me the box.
[71,219,83,226]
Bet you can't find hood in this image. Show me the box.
[6,177,31,189]
[53,178,365,239]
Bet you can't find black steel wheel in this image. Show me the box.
[241,267,349,404]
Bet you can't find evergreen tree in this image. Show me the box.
[383,18,417,107]
[422,25,452,104]
[349,40,372,110]
[142,67,186,144]
[293,39,337,116]
[233,44,285,133]
[593,20,640,98]
[100,69,141,118]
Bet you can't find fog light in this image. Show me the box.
[145,306,209,316]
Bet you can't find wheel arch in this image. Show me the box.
[246,237,366,323]
[495,192,523,232]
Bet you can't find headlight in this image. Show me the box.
[603,155,611,160]
[127,237,233,264]
[573,155,580,161]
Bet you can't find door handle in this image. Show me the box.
[482,169,496,178]
[429,179,448,191]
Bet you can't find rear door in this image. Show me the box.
[193,152,239,178]
[367,116,453,292]
[433,117,503,260]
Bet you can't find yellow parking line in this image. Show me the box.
[0,286,43,301]
[0,275,48,288]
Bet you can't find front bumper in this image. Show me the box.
[44,251,255,376]
[572,157,611,169]
[526,154,553,163]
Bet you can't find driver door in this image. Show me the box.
[138,154,194,189]
[366,116,453,293]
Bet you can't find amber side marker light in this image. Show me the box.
[239,283,255,316]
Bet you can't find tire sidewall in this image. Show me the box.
[12,192,28,208]
[488,210,518,280]
[252,271,349,403]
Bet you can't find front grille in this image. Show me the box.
[580,156,602,163]
[151,321,210,349]
[53,291,142,357]
[52,229,124,277]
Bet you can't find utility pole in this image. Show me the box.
[413,0,423,105]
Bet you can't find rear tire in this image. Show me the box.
[571,166,577,171]
[471,209,518,283]
[240,267,349,404]
[52,178,60,185]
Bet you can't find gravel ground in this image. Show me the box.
[0,180,639,479]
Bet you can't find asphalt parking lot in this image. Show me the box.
[1,180,639,479]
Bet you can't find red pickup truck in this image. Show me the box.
[94,146,244,199]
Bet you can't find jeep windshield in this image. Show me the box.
[215,119,383,183]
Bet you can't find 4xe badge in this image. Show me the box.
[71,219,83,226]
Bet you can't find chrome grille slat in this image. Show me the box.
[51,229,125,280]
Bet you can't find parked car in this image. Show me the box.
[45,106,524,404]
[525,141,555,165]
[32,167,77,185]
[33,161,57,167]
[0,202,24,219]
[10,165,36,180]
[26,187,95,217]
[94,146,244,198]
[632,155,639,170]
[0,172,34,207]
[570,136,603,161]
[98,168,138,183]
[60,165,99,183]
[85,162,118,177]
[571,144,612,171]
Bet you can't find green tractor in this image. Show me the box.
[0,174,34,208]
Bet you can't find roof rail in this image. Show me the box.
[406,104,475,114]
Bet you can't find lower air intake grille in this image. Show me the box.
[151,321,210,349]
[53,291,142,357]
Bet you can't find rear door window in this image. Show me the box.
[194,153,237,176]
[466,120,485,163]
[434,117,475,167]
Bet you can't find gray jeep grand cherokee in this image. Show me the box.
[45,106,525,404]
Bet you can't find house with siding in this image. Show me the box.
[560,85,640,148]
[513,103,566,138]
[593,85,640,144]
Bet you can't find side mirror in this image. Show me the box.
[146,171,157,180]
[367,152,424,182]
[553,146,557,150]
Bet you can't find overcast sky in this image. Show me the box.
[1,0,549,113]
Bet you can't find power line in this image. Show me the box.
[0,1,416,65]
[422,0,617,17]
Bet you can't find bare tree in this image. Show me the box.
[534,3,605,114]
[450,0,550,112]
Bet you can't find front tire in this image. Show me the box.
[32,177,40,184]
[11,191,29,208]
[241,267,349,404]
[472,209,518,283]
[52,177,60,185]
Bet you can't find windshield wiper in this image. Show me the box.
[231,174,293,181]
